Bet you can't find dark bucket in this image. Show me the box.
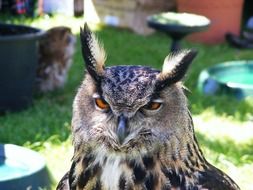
[0,23,45,112]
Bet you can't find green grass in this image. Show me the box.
[0,15,253,189]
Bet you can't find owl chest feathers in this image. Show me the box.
[70,144,205,190]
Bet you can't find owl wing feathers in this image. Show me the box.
[56,172,70,190]
[197,164,240,190]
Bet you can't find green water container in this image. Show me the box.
[198,61,253,99]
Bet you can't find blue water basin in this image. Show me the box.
[0,144,51,190]
[198,61,253,99]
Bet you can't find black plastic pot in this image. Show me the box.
[0,23,45,112]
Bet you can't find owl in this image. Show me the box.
[57,24,240,190]
[36,26,76,92]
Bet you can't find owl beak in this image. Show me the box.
[117,115,128,144]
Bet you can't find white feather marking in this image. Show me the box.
[89,33,106,74]
[161,50,191,76]
[101,154,123,190]
[93,145,108,166]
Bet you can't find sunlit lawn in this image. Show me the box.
[0,15,253,189]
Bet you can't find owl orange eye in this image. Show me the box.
[95,98,110,110]
[143,102,162,111]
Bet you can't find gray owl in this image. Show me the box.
[57,24,240,190]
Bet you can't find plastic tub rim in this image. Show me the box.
[0,23,45,41]
[0,144,46,182]
[200,60,253,90]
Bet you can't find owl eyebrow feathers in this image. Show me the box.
[156,50,197,91]
[80,24,197,91]
[80,23,106,83]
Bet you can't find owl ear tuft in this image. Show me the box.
[156,49,197,90]
[80,23,106,83]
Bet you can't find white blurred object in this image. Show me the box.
[43,0,74,16]
[84,0,175,35]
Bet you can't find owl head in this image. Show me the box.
[72,24,197,153]
[39,26,76,61]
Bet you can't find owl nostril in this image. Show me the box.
[117,115,129,144]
